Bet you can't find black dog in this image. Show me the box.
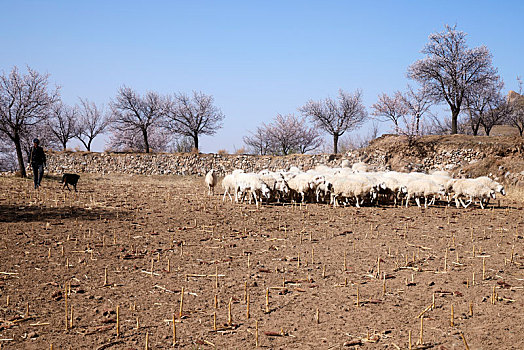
[61,173,80,192]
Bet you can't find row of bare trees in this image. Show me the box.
[2,25,522,172]
[108,87,223,153]
[244,90,368,155]
[243,114,323,155]
[371,25,522,140]
[45,99,108,152]
[0,66,224,175]
[245,25,522,156]
[0,67,115,175]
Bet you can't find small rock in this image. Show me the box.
[27,331,38,338]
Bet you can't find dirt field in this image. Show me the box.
[0,174,523,349]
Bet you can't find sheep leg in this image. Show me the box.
[355,196,361,208]
[415,197,421,207]
[424,196,428,209]
[224,189,233,202]
[459,198,471,208]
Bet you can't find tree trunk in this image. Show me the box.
[416,115,420,135]
[62,141,67,151]
[472,122,480,136]
[143,129,150,153]
[14,133,27,178]
[484,125,492,136]
[86,139,92,152]
[451,109,459,134]
[79,138,89,151]
[193,134,199,152]
[333,133,339,154]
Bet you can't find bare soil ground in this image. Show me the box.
[0,174,523,349]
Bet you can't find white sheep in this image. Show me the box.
[450,179,496,209]
[205,169,218,195]
[221,173,238,202]
[315,177,333,203]
[377,176,407,206]
[352,162,368,173]
[260,172,290,202]
[286,173,316,203]
[404,179,445,208]
[475,176,506,196]
[235,172,271,205]
[287,173,327,203]
[331,176,377,208]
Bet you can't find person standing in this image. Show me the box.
[29,138,46,189]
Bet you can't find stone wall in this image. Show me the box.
[45,147,484,177]
[45,152,359,176]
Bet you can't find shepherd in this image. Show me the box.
[28,138,46,189]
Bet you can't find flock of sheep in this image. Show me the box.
[204,163,506,209]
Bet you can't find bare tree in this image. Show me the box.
[371,92,407,133]
[408,25,498,134]
[267,114,322,155]
[463,78,504,136]
[77,98,109,151]
[243,125,272,155]
[480,94,511,136]
[400,84,433,136]
[338,121,380,152]
[427,114,470,135]
[170,136,194,153]
[507,78,524,136]
[106,125,173,152]
[300,89,367,154]
[0,66,59,177]
[165,91,224,151]
[243,114,322,155]
[109,86,165,153]
[0,132,16,171]
[47,102,78,150]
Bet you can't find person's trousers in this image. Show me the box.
[32,163,44,188]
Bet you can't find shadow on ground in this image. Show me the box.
[0,204,129,223]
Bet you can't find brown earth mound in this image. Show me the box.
[364,134,524,183]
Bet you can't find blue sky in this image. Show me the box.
[1,1,523,152]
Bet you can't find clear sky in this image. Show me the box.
[1,1,523,152]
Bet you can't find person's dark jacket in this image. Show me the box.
[29,146,46,166]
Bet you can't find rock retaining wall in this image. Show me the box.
[45,147,490,177]
[46,152,354,176]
